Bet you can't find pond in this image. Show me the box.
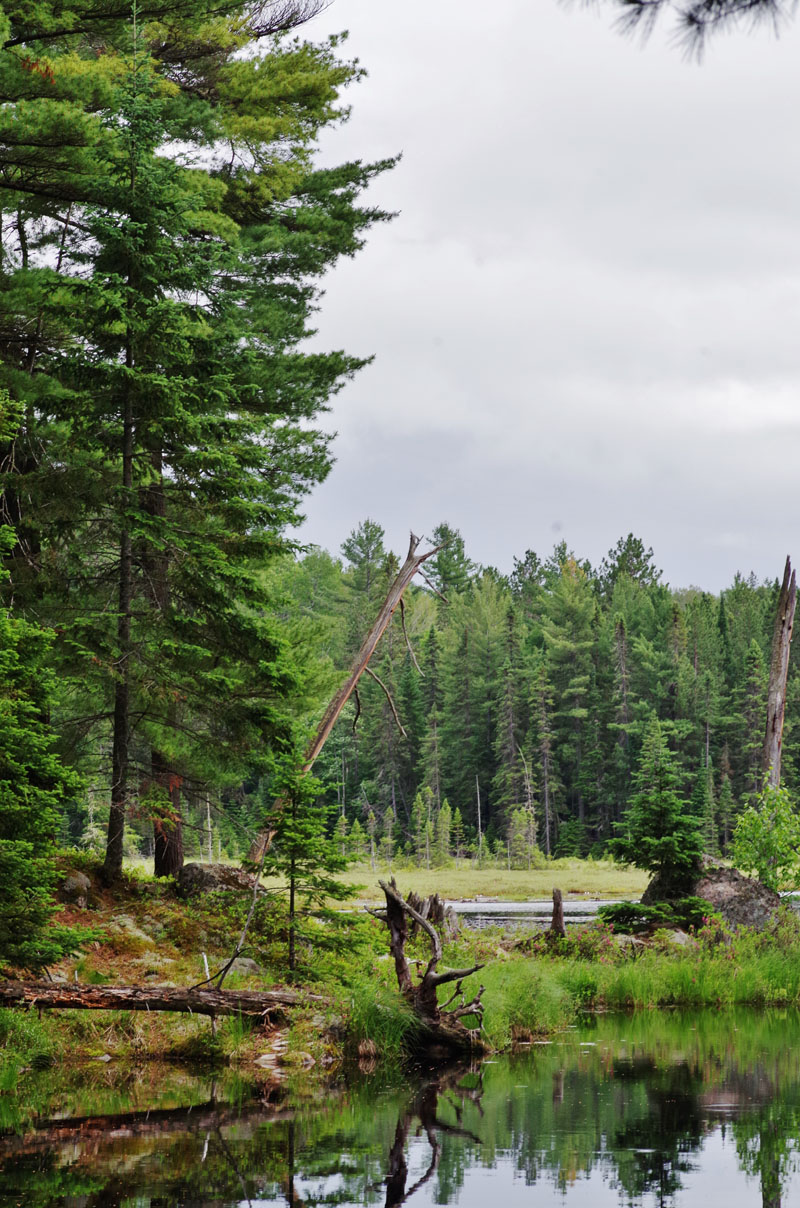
[2,1008,800,1206]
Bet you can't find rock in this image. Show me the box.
[664,929,698,949]
[612,934,647,956]
[59,871,92,908]
[693,863,780,931]
[176,863,258,897]
[230,957,261,976]
[643,859,781,932]
[109,915,155,945]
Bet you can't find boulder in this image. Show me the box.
[693,863,780,931]
[642,859,780,932]
[176,863,257,897]
[59,871,92,908]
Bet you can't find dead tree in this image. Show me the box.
[249,532,443,862]
[369,879,486,1051]
[550,887,566,938]
[762,556,797,789]
[0,980,325,1020]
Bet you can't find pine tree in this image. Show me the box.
[0,393,83,969]
[260,758,350,977]
[435,798,452,866]
[612,717,702,897]
[0,11,394,880]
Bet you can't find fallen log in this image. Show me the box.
[0,980,327,1019]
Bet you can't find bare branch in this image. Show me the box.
[416,568,448,602]
[365,666,407,738]
[429,963,484,989]
[400,596,424,675]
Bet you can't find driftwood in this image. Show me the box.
[249,532,442,862]
[0,980,326,1019]
[369,879,485,1052]
[762,555,797,789]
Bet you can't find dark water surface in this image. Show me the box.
[3,1009,800,1206]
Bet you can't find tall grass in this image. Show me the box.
[345,974,420,1061]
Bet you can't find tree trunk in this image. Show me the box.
[550,887,566,937]
[0,980,326,1017]
[762,556,797,789]
[152,748,184,878]
[103,365,134,884]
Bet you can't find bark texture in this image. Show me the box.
[762,555,797,788]
[371,879,486,1052]
[0,980,326,1018]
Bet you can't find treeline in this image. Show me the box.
[271,521,788,865]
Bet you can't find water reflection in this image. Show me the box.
[3,1010,800,1206]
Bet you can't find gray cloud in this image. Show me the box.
[297,0,800,588]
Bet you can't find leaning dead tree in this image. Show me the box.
[369,879,486,1051]
[249,531,443,861]
[762,556,797,789]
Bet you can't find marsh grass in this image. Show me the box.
[344,972,420,1060]
[339,858,647,903]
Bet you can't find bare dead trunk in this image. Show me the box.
[0,980,326,1018]
[371,879,486,1052]
[550,887,566,938]
[762,556,797,789]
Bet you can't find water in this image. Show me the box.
[3,1008,800,1206]
[449,897,608,929]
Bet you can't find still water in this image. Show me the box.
[2,1009,800,1207]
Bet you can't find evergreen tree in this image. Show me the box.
[612,717,702,897]
[260,758,350,977]
[435,798,452,866]
[0,7,394,880]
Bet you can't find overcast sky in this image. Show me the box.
[294,0,800,590]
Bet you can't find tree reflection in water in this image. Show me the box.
[383,1069,483,1207]
[3,1011,800,1206]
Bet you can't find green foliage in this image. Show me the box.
[260,755,354,977]
[599,896,712,934]
[0,443,85,969]
[611,717,702,896]
[345,974,420,1060]
[731,783,800,891]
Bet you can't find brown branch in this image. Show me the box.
[365,666,407,738]
[352,685,362,734]
[429,963,484,989]
[247,533,442,860]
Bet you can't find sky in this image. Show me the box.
[294,0,800,590]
